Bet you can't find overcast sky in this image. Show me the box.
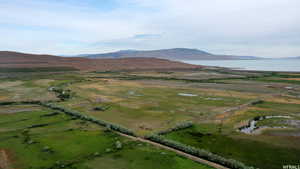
[1,0,299,57]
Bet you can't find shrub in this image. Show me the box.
[115,141,122,149]
[50,87,73,101]
[251,100,264,105]
[40,103,136,136]
[146,134,254,169]
[94,106,110,111]
[156,121,193,135]
[28,123,49,129]
[0,101,42,106]
[0,101,16,105]
[40,112,60,117]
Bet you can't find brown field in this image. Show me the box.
[285,78,300,81]
[0,51,201,71]
[0,149,14,169]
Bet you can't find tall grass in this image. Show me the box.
[145,134,255,169]
[155,121,194,135]
[40,103,136,136]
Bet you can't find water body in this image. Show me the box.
[239,115,291,134]
[181,59,300,72]
[178,93,198,97]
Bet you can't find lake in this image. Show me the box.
[181,59,300,72]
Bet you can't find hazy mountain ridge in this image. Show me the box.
[287,56,300,59]
[0,51,201,71]
[81,48,261,60]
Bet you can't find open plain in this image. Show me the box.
[0,62,300,169]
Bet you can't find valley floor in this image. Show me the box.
[0,68,299,169]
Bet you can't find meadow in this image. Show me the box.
[0,68,299,169]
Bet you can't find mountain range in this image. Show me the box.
[287,56,300,59]
[0,51,201,71]
[79,48,261,60]
[1,49,298,72]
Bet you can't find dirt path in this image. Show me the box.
[118,133,229,169]
[0,150,12,169]
[216,99,263,124]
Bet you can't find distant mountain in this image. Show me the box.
[286,56,300,59]
[81,48,261,60]
[0,51,201,71]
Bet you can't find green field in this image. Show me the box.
[164,125,300,169]
[0,105,212,169]
[0,68,300,169]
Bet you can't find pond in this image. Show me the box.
[239,115,291,134]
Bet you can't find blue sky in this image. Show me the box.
[1,0,299,57]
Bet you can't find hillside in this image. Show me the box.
[0,51,201,71]
[81,48,260,60]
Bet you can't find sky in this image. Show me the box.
[0,0,299,58]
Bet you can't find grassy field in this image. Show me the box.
[0,69,300,169]
[0,104,212,169]
[59,78,251,135]
[164,125,300,169]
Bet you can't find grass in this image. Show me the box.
[0,104,215,169]
[165,125,300,169]
[85,141,213,169]
[61,79,249,135]
[255,77,300,85]
[227,101,300,130]
[255,118,289,128]
[0,67,79,73]
[0,80,57,102]
[1,70,300,169]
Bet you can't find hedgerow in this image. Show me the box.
[155,121,194,135]
[145,134,255,169]
[39,103,136,136]
[0,101,42,106]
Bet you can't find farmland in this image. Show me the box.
[0,68,300,169]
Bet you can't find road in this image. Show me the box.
[117,133,229,169]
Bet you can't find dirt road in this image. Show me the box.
[0,149,12,169]
[118,133,229,169]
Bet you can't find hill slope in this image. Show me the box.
[82,48,260,60]
[0,51,201,71]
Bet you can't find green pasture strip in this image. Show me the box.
[146,134,254,169]
[165,125,300,169]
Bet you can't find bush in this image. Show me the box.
[251,100,264,105]
[40,103,136,136]
[115,141,122,149]
[146,135,254,169]
[0,101,16,105]
[93,106,110,111]
[0,101,42,106]
[28,123,49,129]
[156,121,193,135]
[49,87,73,101]
[40,112,60,117]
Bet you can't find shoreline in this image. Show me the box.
[180,59,300,73]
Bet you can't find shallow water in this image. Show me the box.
[178,93,198,97]
[181,59,300,72]
[239,115,291,134]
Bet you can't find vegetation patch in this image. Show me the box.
[0,67,79,73]
[146,134,254,169]
[165,125,300,169]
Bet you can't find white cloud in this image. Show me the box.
[0,0,299,57]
